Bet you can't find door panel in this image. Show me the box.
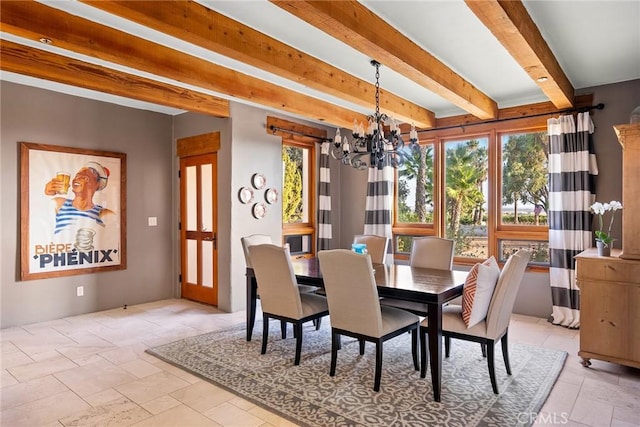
[180,153,217,305]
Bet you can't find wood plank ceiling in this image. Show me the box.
[0,0,576,130]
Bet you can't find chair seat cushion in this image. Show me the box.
[299,293,329,317]
[421,305,490,338]
[461,257,500,328]
[380,306,420,336]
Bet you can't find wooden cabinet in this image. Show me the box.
[613,123,640,260]
[576,248,640,369]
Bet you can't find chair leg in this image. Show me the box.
[444,335,451,358]
[281,321,287,339]
[374,341,383,392]
[487,340,499,394]
[501,332,512,375]
[420,326,428,378]
[294,323,303,365]
[481,343,487,357]
[330,331,339,376]
[411,329,419,371]
[359,339,365,355]
[261,315,269,355]
[315,318,322,330]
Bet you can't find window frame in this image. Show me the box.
[393,117,550,270]
[282,138,317,258]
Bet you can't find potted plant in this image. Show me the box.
[590,200,623,256]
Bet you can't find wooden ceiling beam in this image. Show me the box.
[465,0,575,109]
[271,0,498,120]
[81,0,434,128]
[0,40,230,117]
[0,0,366,128]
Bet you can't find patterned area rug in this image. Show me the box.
[147,321,566,427]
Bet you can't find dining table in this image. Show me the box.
[245,257,467,402]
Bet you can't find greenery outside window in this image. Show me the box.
[397,143,435,225]
[282,140,316,257]
[444,137,489,259]
[497,130,549,264]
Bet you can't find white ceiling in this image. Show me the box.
[2,0,639,120]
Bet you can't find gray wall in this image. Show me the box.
[1,82,175,327]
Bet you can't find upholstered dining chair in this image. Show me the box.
[380,236,455,316]
[409,236,455,269]
[352,234,390,264]
[318,249,420,392]
[241,235,319,338]
[419,249,531,394]
[241,234,318,293]
[248,244,329,365]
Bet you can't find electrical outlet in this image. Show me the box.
[77,286,84,297]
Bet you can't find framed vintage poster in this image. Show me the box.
[20,142,127,280]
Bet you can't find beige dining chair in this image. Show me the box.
[241,234,319,338]
[318,249,420,392]
[409,236,455,269]
[249,244,329,366]
[419,249,531,394]
[241,234,319,295]
[380,236,455,316]
[352,234,390,264]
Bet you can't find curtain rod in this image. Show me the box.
[418,103,605,133]
[270,103,605,140]
[269,125,332,142]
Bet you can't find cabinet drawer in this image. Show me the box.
[577,259,640,283]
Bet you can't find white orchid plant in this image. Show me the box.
[590,200,623,247]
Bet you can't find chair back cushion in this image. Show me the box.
[241,234,272,268]
[249,244,303,319]
[318,249,383,336]
[353,234,389,264]
[485,249,532,338]
[461,256,500,328]
[410,236,455,270]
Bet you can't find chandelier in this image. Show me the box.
[330,60,420,170]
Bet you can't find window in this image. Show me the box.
[497,130,549,264]
[282,140,316,257]
[395,143,435,254]
[444,136,489,259]
[393,121,549,267]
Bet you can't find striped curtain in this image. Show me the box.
[547,112,598,328]
[317,141,332,250]
[364,161,393,239]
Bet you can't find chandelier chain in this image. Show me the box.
[374,62,380,121]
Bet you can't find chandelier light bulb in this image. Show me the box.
[410,124,418,141]
[334,128,342,145]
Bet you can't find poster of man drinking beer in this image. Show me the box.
[20,142,126,280]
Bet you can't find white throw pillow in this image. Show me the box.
[461,256,500,328]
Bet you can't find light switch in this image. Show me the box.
[148,217,157,226]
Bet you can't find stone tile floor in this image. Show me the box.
[1,299,638,426]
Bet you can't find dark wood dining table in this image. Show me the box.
[245,257,466,402]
